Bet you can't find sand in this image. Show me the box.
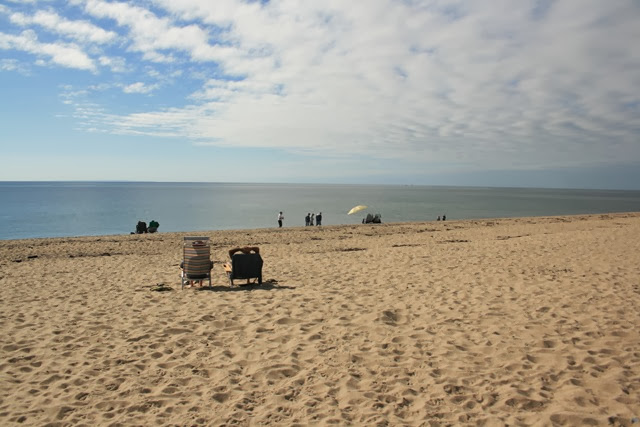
[1,212,640,426]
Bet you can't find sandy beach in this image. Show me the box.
[1,212,640,426]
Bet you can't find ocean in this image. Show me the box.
[1,181,640,240]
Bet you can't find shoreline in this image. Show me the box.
[3,210,640,243]
[1,211,640,425]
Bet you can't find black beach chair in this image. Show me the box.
[223,247,263,286]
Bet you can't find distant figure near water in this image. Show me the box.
[148,219,159,233]
[363,213,382,224]
[316,212,322,226]
[305,213,310,226]
[277,211,284,228]
[437,216,441,221]
[135,221,147,234]
[442,214,446,221]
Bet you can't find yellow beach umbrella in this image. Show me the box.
[348,205,368,215]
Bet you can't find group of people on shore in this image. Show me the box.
[362,213,382,224]
[276,211,448,227]
[276,211,323,228]
[134,219,159,234]
[133,212,447,233]
[305,212,322,226]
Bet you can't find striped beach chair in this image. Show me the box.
[181,237,213,289]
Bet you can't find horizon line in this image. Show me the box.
[0,180,638,192]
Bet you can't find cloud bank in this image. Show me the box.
[1,0,639,176]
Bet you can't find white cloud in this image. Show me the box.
[122,81,159,94]
[0,58,29,73]
[65,0,634,170]
[0,29,95,71]
[80,0,239,63]
[10,10,118,44]
[4,0,638,174]
[98,55,126,72]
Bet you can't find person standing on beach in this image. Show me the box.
[278,211,284,228]
[442,214,446,221]
[310,213,315,226]
[316,212,322,226]
[305,213,310,226]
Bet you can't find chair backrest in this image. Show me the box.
[231,253,263,279]
[183,237,211,276]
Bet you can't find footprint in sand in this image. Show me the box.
[276,317,301,325]
[377,309,407,326]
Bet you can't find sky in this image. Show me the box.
[1,0,639,189]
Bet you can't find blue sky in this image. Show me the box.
[1,0,639,189]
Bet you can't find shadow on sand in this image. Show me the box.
[194,280,296,292]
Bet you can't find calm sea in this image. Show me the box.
[1,181,640,240]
